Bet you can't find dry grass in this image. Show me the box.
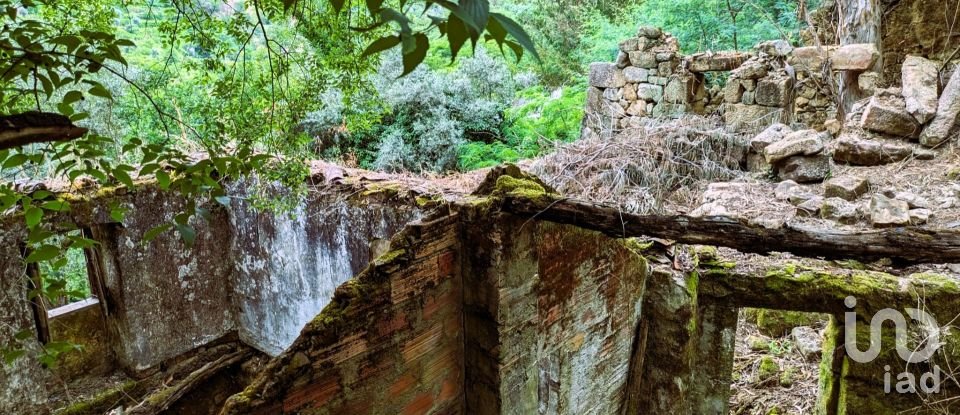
[529,115,750,214]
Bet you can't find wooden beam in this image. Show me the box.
[501,195,960,264]
[0,111,87,150]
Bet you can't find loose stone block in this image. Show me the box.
[824,176,869,201]
[764,129,823,164]
[776,153,830,183]
[636,84,664,101]
[901,55,939,124]
[628,51,658,69]
[920,66,960,147]
[831,43,879,71]
[755,77,792,107]
[860,96,922,138]
[589,63,626,88]
[687,52,750,72]
[623,67,649,83]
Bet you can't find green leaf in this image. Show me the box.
[88,84,112,99]
[3,153,28,170]
[156,170,171,190]
[490,13,540,61]
[62,90,83,105]
[40,200,69,212]
[143,223,172,242]
[175,224,196,248]
[24,207,42,228]
[14,330,33,341]
[4,349,26,365]
[361,36,401,58]
[446,15,469,62]
[25,244,58,263]
[455,0,489,37]
[401,33,429,76]
[214,196,231,207]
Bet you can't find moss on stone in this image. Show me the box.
[779,366,798,387]
[758,355,780,380]
[374,249,406,267]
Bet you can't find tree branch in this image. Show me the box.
[0,112,87,151]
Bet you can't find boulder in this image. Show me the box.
[831,43,879,71]
[920,66,960,147]
[756,40,793,57]
[627,51,658,69]
[860,96,922,138]
[625,101,646,116]
[858,72,880,96]
[750,123,792,152]
[791,326,822,359]
[689,201,729,217]
[832,134,913,165]
[774,180,801,200]
[755,77,792,107]
[623,67,649,83]
[824,176,869,201]
[901,55,939,124]
[796,197,823,216]
[648,76,668,86]
[636,84,663,101]
[732,60,768,80]
[776,153,830,183]
[764,129,823,164]
[821,197,859,224]
[636,26,662,39]
[589,63,626,88]
[724,79,744,103]
[909,208,932,225]
[787,46,837,71]
[894,191,931,209]
[602,87,623,102]
[619,38,639,52]
[622,84,638,101]
[870,194,911,228]
[663,77,693,104]
[789,191,818,206]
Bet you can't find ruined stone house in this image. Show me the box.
[2,0,960,414]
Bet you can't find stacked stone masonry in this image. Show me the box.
[582,28,887,139]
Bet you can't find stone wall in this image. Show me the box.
[0,172,421,413]
[221,213,464,414]
[583,28,885,139]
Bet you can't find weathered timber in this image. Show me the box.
[501,195,960,263]
[698,263,960,317]
[126,347,253,415]
[0,112,87,150]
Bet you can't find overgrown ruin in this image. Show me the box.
[3,0,960,414]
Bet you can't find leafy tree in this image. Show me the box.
[0,0,536,365]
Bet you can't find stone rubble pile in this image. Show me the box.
[829,55,959,166]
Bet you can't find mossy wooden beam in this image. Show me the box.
[697,264,960,316]
[501,195,960,264]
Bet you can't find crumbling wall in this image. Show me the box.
[461,214,648,414]
[221,213,464,414]
[228,184,419,356]
[95,187,237,373]
[583,28,885,138]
